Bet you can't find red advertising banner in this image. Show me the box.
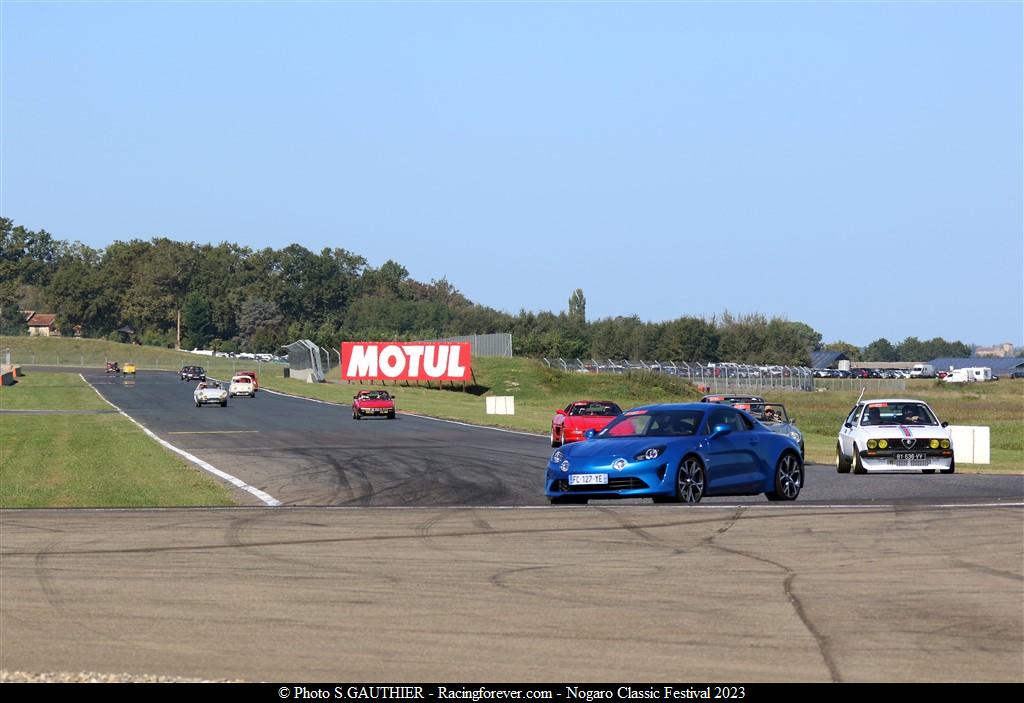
[341,342,472,382]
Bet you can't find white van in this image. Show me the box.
[943,367,991,384]
[910,364,936,378]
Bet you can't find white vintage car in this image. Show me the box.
[228,374,256,398]
[836,398,954,474]
[194,381,229,408]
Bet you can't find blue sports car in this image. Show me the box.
[545,403,804,504]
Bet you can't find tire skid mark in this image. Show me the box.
[488,565,551,597]
[594,506,661,546]
[4,505,1016,559]
[950,559,1023,583]
[705,537,842,683]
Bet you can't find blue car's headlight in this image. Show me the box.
[560,460,570,473]
[551,450,565,463]
[634,446,665,461]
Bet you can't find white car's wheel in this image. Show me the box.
[835,442,851,474]
[852,445,867,474]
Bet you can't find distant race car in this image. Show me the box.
[105,361,120,374]
[237,370,259,392]
[550,400,623,447]
[122,362,136,376]
[728,400,804,459]
[181,365,206,382]
[194,381,228,408]
[229,374,256,398]
[546,403,803,505]
[836,398,954,474]
[352,390,396,419]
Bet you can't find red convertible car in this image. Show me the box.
[352,389,396,420]
[550,400,623,447]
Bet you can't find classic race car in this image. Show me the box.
[181,365,206,382]
[352,390,396,419]
[105,361,121,374]
[229,374,256,398]
[836,398,954,474]
[550,400,623,447]
[122,362,136,376]
[728,400,804,459]
[546,403,803,505]
[194,381,228,408]
[237,370,259,392]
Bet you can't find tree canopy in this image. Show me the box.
[0,218,973,365]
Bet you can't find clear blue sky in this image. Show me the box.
[3,1,1021,348]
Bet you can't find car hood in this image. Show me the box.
[764,423,802,438]
[561,436,688,461]
[562,416,617,431]
[856,425,949,439]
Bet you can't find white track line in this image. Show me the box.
[81,374,282,507]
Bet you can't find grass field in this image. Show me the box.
[5,337,1021,475]
[0,370,236,507]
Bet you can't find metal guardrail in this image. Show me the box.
[541,358,907,393]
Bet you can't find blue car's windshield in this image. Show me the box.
[598,410,703,438]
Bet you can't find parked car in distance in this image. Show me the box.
[194,381,228,408]
[836,398,953,474]
[229,374,256,398]
[550,400,623,447]
[352,389,396,419]
[181,365,206,382]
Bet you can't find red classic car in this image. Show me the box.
[550,400,623,447]
[352,389,396,420]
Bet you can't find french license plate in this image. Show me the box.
[895,452,927,461]
[569,474,608,486]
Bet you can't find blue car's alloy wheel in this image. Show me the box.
[676,458,704,504]
[766,452,802,501]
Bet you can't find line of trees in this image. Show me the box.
[0,218,973,365]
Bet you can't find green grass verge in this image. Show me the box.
[0,372,236,507]
[0,369,109,410]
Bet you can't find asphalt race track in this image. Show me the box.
[1,368,1022,682]
[69,370,1024,507]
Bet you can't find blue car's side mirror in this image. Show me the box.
[710,424,732,438]
[584,429,596,440]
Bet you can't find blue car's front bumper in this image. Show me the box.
[545,459,676,499]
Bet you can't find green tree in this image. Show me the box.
[568,289,586,324]
[863,337,898,361]
[181,292,214,349]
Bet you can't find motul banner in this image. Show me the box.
[341,342,472,382]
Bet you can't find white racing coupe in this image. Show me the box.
[194,381,229,408]
[836,398,954,474]
[229,374,256,398]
